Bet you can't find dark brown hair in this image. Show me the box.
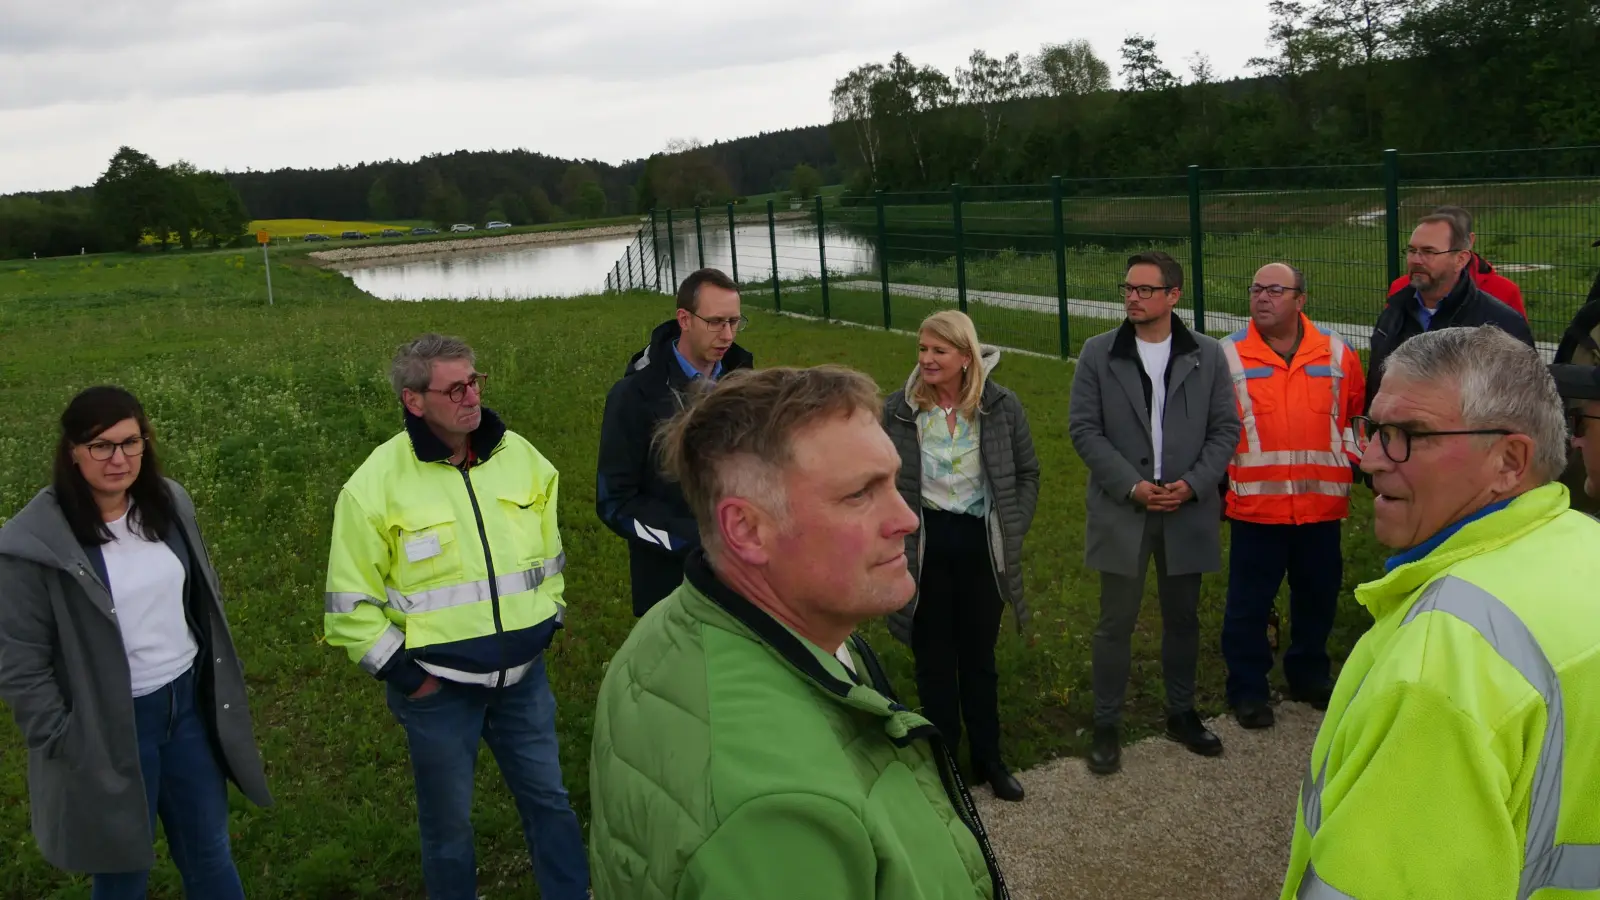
[675,267,740,313]
[1125,250,1184,291]
[1417,213,1471,251]
[53,386,176,545]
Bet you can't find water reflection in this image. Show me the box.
[340,235,638,301]
[338,224,880,301]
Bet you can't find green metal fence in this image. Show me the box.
[604,146,1600,358]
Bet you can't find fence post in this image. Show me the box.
[951,183,968,313]
[816,194,831,320]
[623,245,633,291]
[1051,175,1070,358]
[767,199,782,312]
[1187,165,1206,334]
[726,202,739,283]
[1383,148,1401,285]
[666,209,678,288]
[694,205,705,269]
[643,208,656,288]
[876,190,891,329]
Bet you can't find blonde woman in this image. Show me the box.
[883,311,1039,802]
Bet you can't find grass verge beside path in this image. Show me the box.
[0,251,1389,899]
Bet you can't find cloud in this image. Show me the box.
[0,0,1272,193]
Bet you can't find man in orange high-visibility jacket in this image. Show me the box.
[1219,263,1365,730]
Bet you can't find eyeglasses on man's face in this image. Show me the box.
[1248,283,1300,299]
[691,311,749,333]
[424,373,487,404]
[1404,246,1466,259]
[83,435,147,461]
[1119,283,1173,300]
[1350,415,1512,464]
[1568,409,1600,439]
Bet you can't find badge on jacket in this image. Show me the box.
[404,532,443,563]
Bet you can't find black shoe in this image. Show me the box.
[1087,725,1121,775]
[973,760,1025,802]
[1233,699,1275,730]
[1166,711,1225,756]
[1290,683,1333,711]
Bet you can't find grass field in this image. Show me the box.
[0,249,1395,898]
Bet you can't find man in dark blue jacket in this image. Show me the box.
[1366,212,1536,411]
[596,268,754,616]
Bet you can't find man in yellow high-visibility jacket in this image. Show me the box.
[1282,325,1600,899]
[324,334,588,900]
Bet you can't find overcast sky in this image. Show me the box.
[0,0,1272,195]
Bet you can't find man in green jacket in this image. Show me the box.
[589,365,1008,900]
[1282,325,1600,899]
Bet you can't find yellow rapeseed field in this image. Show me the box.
[250,218,415,238]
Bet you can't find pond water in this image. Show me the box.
[338,223,881,301]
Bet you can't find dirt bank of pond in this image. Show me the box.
[308,224,642,264]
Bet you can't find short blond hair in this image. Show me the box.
[657,365,883,556]
[909,310,986,419]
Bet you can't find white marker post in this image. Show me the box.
[257,229,274,306]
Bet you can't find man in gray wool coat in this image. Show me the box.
[1067,250,1242,776]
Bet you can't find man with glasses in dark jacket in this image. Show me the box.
[1365,213,1536,412]
[596,268,755,616]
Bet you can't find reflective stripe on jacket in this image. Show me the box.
[324,410,565,692]
[1281,483,1600,900]
[1220,316,1365,526]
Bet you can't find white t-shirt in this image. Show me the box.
[1136,335,1173,481]
[102,510,198,697]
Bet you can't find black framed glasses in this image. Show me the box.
[83,435,147,461]
[1404,246,1467,258]
[423,373,487,403]
[1119,283,1173,299]
[1351,415,1512,464]
[1568,409,1600,439]
[691,311,749,332]
[1248,283,1300,299]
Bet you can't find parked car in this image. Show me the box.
[340,230,370,240]
[450,223,475,233]
[380,229,404,238]
[302,233,330,242]
[410,227,439,235]
[486,221,512,230]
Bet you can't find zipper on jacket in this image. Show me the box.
[459,465,507,688]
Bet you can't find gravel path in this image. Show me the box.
[972,702,1323,900]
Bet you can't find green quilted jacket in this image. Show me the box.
[588,551,1008,900]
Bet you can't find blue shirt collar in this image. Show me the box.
[1414,295,1437,330]
[1383,497,1514,572]
[673,340,722,382]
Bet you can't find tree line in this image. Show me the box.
[827,0,1599,191]
[1,128,842,259]
[0,148,251,259]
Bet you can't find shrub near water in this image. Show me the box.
[0,251,1390,898]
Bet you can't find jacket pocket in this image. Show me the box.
[391,510,463,592]
[494,486,550,571]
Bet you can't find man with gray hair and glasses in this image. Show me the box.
[1281,325,1600,900]
[324,334,588,900]
[1364,212,1534,411]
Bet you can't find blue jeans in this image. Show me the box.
[92,666,245,900]
[1221,519,1342,706]
[386,655,589,900]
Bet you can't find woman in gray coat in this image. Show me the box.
[0,386,271,899]
[883,311,1040,803]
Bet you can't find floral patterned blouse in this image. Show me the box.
[916,405,988,517]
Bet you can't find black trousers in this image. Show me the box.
[912,507,1006,769]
